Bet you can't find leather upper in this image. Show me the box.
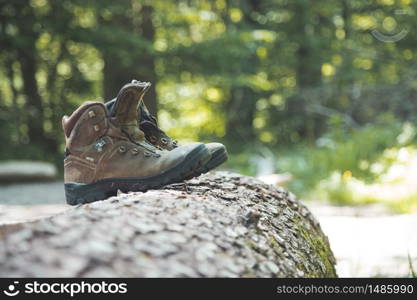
[63,102,202,184]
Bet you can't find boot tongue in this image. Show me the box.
[113,80,151,117]
[111,80,151,142]
[121,123,145,143]
[62,102,104,138]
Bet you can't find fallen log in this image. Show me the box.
[0,172,337,277]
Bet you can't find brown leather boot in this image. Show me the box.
[105,80,228,177]
[63,102,211,205]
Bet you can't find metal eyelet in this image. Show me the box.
[131,148,139,155]
[161,138,168,145]
[94,125,100,132]
[153,153,161,158]
[172,140,178,147]
[119,146,126,153]
[144,151,152,157]
[88,110,96,118]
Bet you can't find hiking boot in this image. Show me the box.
[105,80,228,177]
[62,101,211,205]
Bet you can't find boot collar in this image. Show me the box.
[62,101,105,138]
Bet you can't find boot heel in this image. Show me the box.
[65,183,111,205]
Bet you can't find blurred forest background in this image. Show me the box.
[1,0,417,212]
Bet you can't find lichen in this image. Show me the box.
[295,219,337,277]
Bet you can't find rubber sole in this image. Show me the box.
[201,148,228,173]
[65,144,211,205]
[185,147,228,180]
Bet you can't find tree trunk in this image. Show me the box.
[137,4,157,116]
[18,49,46,147]
[101,3,157,116]
[286,1,323,141]
[224,0,262,143]
[0,172,337,277]
[225,86,257,143]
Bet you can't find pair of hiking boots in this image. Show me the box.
[63,80,228,205]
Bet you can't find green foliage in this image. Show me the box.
[296,123,417,212]
[226,119,417,212]
[409,253,417,278]
[311,143,417,213]
[278,118,403,194]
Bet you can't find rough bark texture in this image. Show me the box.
[0,172,336,277]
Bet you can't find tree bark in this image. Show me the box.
[286,1,324,141]
[0,172,337,277]
[224,0,262,143]
[225,86,257,143]
[101,3,157,116]
[137,4,158,116]
[18,49,46,146]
